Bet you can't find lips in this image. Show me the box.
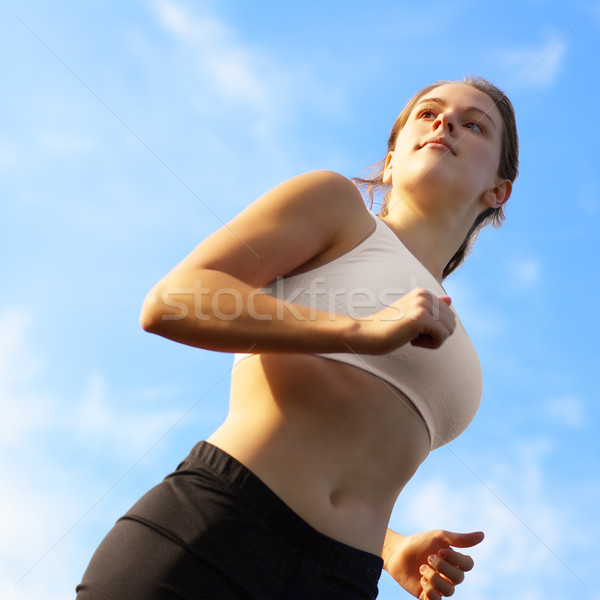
[421,137,456,155]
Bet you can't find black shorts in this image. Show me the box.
[76,441,383,599]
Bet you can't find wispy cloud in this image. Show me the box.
[0,309,42,384]
[71,371,186,458]
[390,438,590,598]
[0,139,20,171]
[545,394,585,428]
[0,307,210,597]
[150,0,346,129]
[443,278,509,342]
[155,0,269,107]
[154,0,268,108]
[0,309,182,456]
[0,309,51,448]
[38,130,97,155]
[576,180,600,216]
[491,35,568,88]
[510,256,542,289]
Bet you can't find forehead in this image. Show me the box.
[415,83,502,127]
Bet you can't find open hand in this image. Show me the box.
[384,529,484,599]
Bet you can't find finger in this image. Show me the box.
[437,311,455,335]
[438,548,475,572]
[419,565,450,598]
[415,314,455,346]
[440,295,452,306]
[428,554,465,585]
[431,299,455,326]
[410,330,446,349]
[420,575,442,600]
[433,297,456,324]
[429,296,455,330]
[442,530,485,549]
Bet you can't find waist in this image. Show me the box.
[210,353,430,553]
[178,440,384,578]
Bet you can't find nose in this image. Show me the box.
[433,111,455,134]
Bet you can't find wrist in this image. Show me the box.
[334,314,367,353]
[382,528,406,573]
[339,314,384,355]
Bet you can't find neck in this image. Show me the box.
[380,192,478,283]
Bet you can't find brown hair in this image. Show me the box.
[354,76,519,279]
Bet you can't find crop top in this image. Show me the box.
[232,211,483,451]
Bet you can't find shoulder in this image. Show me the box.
[264,171,377,276]
[261,170,371,234]
[176,170,373,288]
[269,170,366,212]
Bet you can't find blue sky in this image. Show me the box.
[2,1,599,598]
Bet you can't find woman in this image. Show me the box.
[76,76,518,599]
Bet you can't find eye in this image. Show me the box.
[465,120,484,133]
[417,108,436,119]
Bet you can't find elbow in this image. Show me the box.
[139,286,167,334]
[139,282,197,337]
[139,307,158,334]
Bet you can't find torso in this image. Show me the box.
[207,211,431,555]
[208,352,430,555]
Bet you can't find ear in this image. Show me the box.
[382,151,394,184]
[482,178,512,209]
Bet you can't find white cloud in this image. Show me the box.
[0,138,20,170]
[38,130,97,155]
[0,310,83,597]
[154,0,269,108]
[0,309,182,456]
[390,439,589,599]
[545,394,585,428]
[0,309,52,448]
[510,256,542,288]
[0,309,43,384]
[492,36,568,89]
[0,307,207,598]
[150,0,346,130]
[443,278,508,342]
[71,371,185,458]
[577,180,599,216]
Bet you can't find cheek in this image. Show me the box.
[474,144,502,179]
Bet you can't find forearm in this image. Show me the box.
[140,268,362,353]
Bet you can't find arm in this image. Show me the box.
[140,170,456,355]
[383,528,484,600]
[141,170,368,353]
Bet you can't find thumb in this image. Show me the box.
[443,530,485,548]
[440,295,452,306]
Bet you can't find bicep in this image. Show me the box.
[163,170,365,288]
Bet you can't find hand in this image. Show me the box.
[383,529,484,599]
[357,288,456,354]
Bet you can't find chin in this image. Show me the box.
[397,163,466,199]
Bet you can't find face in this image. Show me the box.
[383,83,510,215]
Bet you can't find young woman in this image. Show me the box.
[76,76,518,600]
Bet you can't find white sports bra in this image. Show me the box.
[233,212,483,450]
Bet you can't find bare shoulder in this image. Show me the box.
[163,170,373,289]
[257,169,368,221]
[258,169,374,244]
